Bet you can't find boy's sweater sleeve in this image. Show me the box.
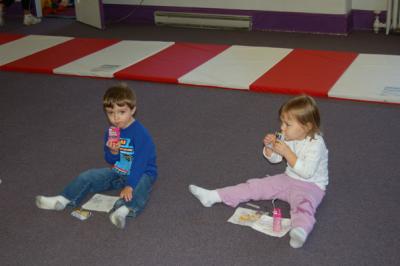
[104,131,119,164]
[126,130,155,189]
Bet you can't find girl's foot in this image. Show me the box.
[188,184,221,207]
[289,227,308,248]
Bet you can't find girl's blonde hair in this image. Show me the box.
[279,95,321,138]
[103,83,136,110]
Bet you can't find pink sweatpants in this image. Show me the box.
[217,173,325,234]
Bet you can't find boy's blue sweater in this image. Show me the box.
[104,120,157,189]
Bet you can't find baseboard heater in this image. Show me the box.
[154,11,252,30]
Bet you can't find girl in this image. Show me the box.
[189,95,328,248]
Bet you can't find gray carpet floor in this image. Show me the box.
[1,17,400,266]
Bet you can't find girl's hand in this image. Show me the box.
[263,133,276,147]
[272,140,297,167]
[106,140,120,155]
[272,140,290,157]
[120,186,134,202]
[263,133,276,157]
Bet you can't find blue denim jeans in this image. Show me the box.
[61,168,153,217]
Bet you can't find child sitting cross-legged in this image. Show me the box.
[36,83,158,229]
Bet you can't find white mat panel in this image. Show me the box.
[178,45,292,90]
[0,35,73,66]
[53,40,174,78]
[329,54,400,104]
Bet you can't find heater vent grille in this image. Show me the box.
[154,11,252,30]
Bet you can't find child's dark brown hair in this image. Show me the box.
[103,83,136,111]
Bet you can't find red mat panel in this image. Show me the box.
[114,42,230,83]
[1,37,120,73]
[250,49,358,97]
[0,33,25,45]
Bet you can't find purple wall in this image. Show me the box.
[351,9,386,30]
[103,4,380,35]
[6,3,378,34]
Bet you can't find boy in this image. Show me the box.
[36,83,158,229]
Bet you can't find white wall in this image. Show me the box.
[352,0,386,11]
[103,0,387,13]
[103,0,350,14]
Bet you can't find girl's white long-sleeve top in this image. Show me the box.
[263,134,329,190]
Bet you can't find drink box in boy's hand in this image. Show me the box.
[108,127,120,143]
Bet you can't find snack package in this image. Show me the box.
[71,209,92,221]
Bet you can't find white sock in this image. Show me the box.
[289,227,308,248]
[110,206,129,229]
[188,184,221,207]
[35,195,70,211]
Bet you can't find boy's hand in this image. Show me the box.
[106,140,120,155]
[120,186,134,202]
